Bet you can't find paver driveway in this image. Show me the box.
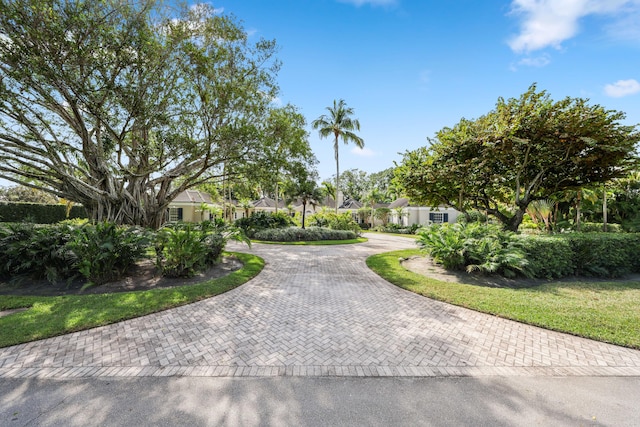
[1,233,640,378]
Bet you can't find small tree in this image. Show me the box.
[284,177,322,229]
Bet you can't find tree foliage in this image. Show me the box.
[0,0,281,228]
[395,84,639,231]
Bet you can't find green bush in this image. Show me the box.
[307,210,361,234]
[0,222,78,283]
[517,235,574,279]
[561,233,640,277]
[253,226,357,242]
[0,202,87,224]
[234,211,295,237]
[417,223,528,277]
[155,221,230,278]
[67,222,150,286]
[373,223,421,234]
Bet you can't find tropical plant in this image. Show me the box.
[284,176,323,229]
[0,222,78,283]
[312,99,364,213]
[67,222,150,286]
[417,222,529,277]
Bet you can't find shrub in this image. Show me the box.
[517,235,574,279]
[154,221,236,278]
[373,223,422,234]
[561,233,640,277]
[0,202,87,224]
[417,223,529,277]
[67,222,150,286]
[253,226,357,242]
[0,222,79,283]
[234,211,295,237]
[456,210,487,224]
[574,222,623,233]
[307,210,361,234]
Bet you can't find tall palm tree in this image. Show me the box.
[312,99,364,213]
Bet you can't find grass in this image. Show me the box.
[0,252,264,348]
[367,249,640,349]
[252,237,368,245]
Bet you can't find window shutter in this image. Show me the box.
[429,212,435,222]
[177,208,183,220]
[443,213,449,223]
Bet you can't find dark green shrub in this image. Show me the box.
[253,226,357,242]
[0,202,87,224]
[67,222,150,286]
[518,235,574,279]
[561,233,640,277]
[234,211,295,237]
[0,222,79,283]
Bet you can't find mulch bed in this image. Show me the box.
[0,256,242,297]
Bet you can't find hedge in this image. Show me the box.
[253,227,357,242]
[519,233,640,278]
[0,202,87,224]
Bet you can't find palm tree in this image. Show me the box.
[312,99,364,213]
[284,179,323,229]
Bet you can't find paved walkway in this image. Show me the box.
[1,233,640,379]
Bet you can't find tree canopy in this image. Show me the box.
[0,0,282,228]
[394,84,639,231]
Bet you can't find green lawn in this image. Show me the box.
[367,249,640,349]
[252,237,368,245]
[0,252,264,348]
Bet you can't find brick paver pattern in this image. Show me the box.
[1,233,640,379]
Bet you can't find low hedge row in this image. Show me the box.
[0,202,87,224]
[520,233,640,278]
[253,227,357,242]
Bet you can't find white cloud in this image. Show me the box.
[518,54,551,67]
[604,79,640,97]
[351,147,375,157]
[508,0,633,53]
[338,0,397,7]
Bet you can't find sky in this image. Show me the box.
[211,0,640,182]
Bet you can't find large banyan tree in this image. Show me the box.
[0,0,280,228]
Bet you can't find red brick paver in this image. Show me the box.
[1,233,639,378]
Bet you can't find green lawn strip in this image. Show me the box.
[0,252,264,348]
[367,249,640,349]
[251,237,368,245]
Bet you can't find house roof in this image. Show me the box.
[252,196,285,208]
[173,190,214,204]
[339,198,363,209]
[388,198,410,209]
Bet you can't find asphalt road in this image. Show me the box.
[2,376,640,426]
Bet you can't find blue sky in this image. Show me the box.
[214,0,640,182]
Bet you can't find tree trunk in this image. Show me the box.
[335,137,339,214]
[301,201,306,229]
[576,190,582,232]
[603,185,608,232]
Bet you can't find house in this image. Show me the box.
[388,198,461,226]
[167,190,215,223]
[168,190,461,227]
